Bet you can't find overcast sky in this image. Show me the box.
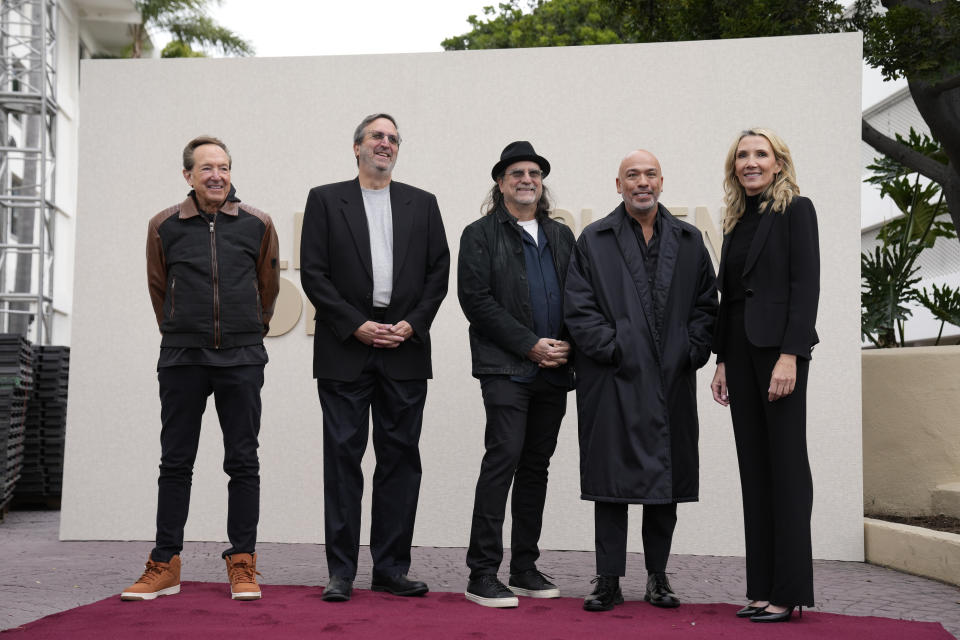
[206,0,492,56]
[198,0,905,110]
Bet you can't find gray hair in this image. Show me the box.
[352,113,401,146]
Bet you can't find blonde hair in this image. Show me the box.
[722,128,800,233]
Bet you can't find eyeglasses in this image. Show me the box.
[505,168,543,180]
[367,131,400,146]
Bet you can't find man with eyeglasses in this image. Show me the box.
[300,113,450,603]
[458,141,575,608]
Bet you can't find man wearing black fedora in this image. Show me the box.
[458,141,576,608]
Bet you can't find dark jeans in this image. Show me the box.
[466,374,567,579]
[594,501,677,576]
[316,349,428,579]
[724,303,814,606]
[152,364,264,563]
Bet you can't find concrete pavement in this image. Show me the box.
[1,510,958,637]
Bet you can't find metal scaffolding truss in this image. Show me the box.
[0,0,57,344]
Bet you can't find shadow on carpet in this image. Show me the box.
[1,582,953,639]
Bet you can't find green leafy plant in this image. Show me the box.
[128,0,253,59]
[916,283,960,345]
[861,242,922,347]
[861,129,955,347]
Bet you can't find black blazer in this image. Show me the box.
[300,178,450,381]
[714,195,820,360]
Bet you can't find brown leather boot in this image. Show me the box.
[226,553,262,600]
[120,555,181,601]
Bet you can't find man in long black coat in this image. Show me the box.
[564,150,717,612]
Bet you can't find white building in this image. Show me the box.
[1,0,143,345]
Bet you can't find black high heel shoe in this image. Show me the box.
[751,605,802,623]
[735,604,767,618]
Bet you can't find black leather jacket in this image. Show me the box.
[457,207,575,383]
[147,188,280,349]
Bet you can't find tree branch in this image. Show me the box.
[931,74,960,94]
[862,118,950,184]
[881,0,934,13]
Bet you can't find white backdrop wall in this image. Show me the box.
[61,33,864,561]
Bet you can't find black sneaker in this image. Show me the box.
[465,574,519,608]
[509,569,560,598]
[583,575,624,612]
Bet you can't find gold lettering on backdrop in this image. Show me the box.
[552,208,595,229]
[305,300,315,336]
[551,208,574,228]
[266,277,302,337]
[268,205,723,337]
[697,206,723,263]
[293,211,303,270]
[670,205,722,265]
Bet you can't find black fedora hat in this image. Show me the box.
[491,141,551,180]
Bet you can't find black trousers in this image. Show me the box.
[724,303,814,606]
[153,364,264,563]
[466,375,567,579]
[316,349,427,579]
[594,501,677,575]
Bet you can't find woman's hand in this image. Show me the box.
[711,363,729,406]
[768,354,797,402]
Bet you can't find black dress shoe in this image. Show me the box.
[644,572,680,608]
[583,575,624,612]
[735,604,767,618]
[322,576,353,602]
[371,573,429,597]
[751,605,801,623]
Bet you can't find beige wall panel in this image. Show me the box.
[863,347,960,515]
[62,33,863,560]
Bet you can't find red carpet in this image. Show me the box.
[2,582,953,639]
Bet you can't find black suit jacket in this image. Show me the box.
[300,178,450,381]
[714,195,820,360]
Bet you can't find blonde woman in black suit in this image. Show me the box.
[710,128,819,623]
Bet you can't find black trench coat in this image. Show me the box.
[564,204,718,504]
